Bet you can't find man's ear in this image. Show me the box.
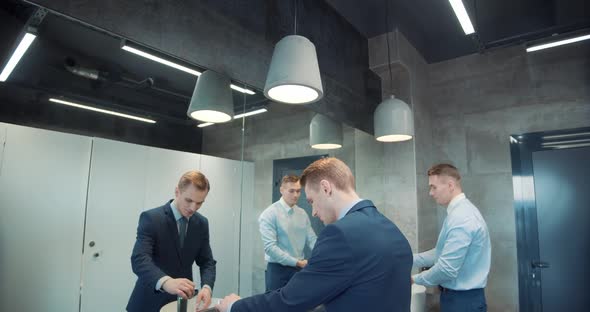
[319,180,331,195]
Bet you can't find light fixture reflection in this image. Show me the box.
[49,98,156,123]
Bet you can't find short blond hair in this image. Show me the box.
[281,175,300,186]
[427,163,461,181]
[300,157,355,191]
[178,170,210,192]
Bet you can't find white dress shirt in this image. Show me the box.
[413,193,491,290]
[258,198,317,267]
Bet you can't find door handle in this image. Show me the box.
[531,261,550,269]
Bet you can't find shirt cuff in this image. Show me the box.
[412,274,423,286]
[202,284,212,292]
[156,276,172,291]
[227,300,235,312]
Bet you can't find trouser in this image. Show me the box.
[265,262,300,292]
[439,287,487,312]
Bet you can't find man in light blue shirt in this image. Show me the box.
[258,175,317,291]
[413,164,491,312]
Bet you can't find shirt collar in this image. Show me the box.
[338,199,363,220]
[279,197,295,214]
[447,193,466,214]
[170,201,187,222]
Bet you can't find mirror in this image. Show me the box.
[0,2,258,311]
[0,1,419,311]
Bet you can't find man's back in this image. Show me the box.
[319,201,413,311]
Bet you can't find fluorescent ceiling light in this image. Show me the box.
[234,108,267,119]
[541,138,590,146]
[122,44,257,95]
[49,98,156,124]
[448,0,475,35]
[122,44,201,76]
[527,34,590,52]
[542,132,590,140]
[230,84,255,95]
[546,143,590,149]
[197,122,214,128]
[0,33,36,82]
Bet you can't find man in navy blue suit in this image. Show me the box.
[127,170,217,312]
[217,157,413,312]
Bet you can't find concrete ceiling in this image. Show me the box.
[326,0,590,63]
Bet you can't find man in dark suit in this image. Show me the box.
[217,157,412,312]
[127,170,217,312]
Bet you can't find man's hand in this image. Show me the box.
[411,276,414,284]
[216,294,241,312]
[195,286,212,311]
[296,259,308,268]
[162,278,195,299]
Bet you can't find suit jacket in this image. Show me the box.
[233,200,413,312]
[127,201,217,312]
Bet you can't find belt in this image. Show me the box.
[438,286,483,293]
[438,286,455,293]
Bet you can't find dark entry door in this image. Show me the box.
[532,146,589,311]
[511,128,590,312]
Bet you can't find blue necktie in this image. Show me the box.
[179,217,187,248]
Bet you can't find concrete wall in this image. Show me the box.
[426,42,590,311]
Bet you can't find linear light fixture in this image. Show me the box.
[0,32,37,82]
[230,84,255,95]
[49,98,156,123]
[234,108,267,119]
[448,0,475,35]
[542,132,590,140]
[122,43,255,95]
[197,122,214,128]
[541,138,590,146]
[121,44,202,76]
[526,34,590,52]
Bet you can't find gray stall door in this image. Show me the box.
[532,147,589,311]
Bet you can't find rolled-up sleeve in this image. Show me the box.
[413,224,472,287]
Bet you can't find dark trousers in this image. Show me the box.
[265,262,300,292]
[440,287,487,312]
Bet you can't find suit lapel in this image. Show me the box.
[164,203,183,262]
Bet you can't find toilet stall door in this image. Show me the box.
[532,146,589,311]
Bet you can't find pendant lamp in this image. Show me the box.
[374,95,413,142]
[187,70,233,123]
[374,0,414,142]
[310,114,342,149]
[264,0,323,104]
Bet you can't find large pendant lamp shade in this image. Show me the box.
[264,35,323,105]
[310,114,342,149]
[187,70,233,123]
[374,95,414,142]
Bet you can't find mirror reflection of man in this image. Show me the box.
[127,171,217,312]
[258,175,317,291]
[218,157,413,312]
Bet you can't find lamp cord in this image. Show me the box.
[294,0,298,35]
[385,0,393,93]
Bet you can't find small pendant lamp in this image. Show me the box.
[310,114,342,149]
